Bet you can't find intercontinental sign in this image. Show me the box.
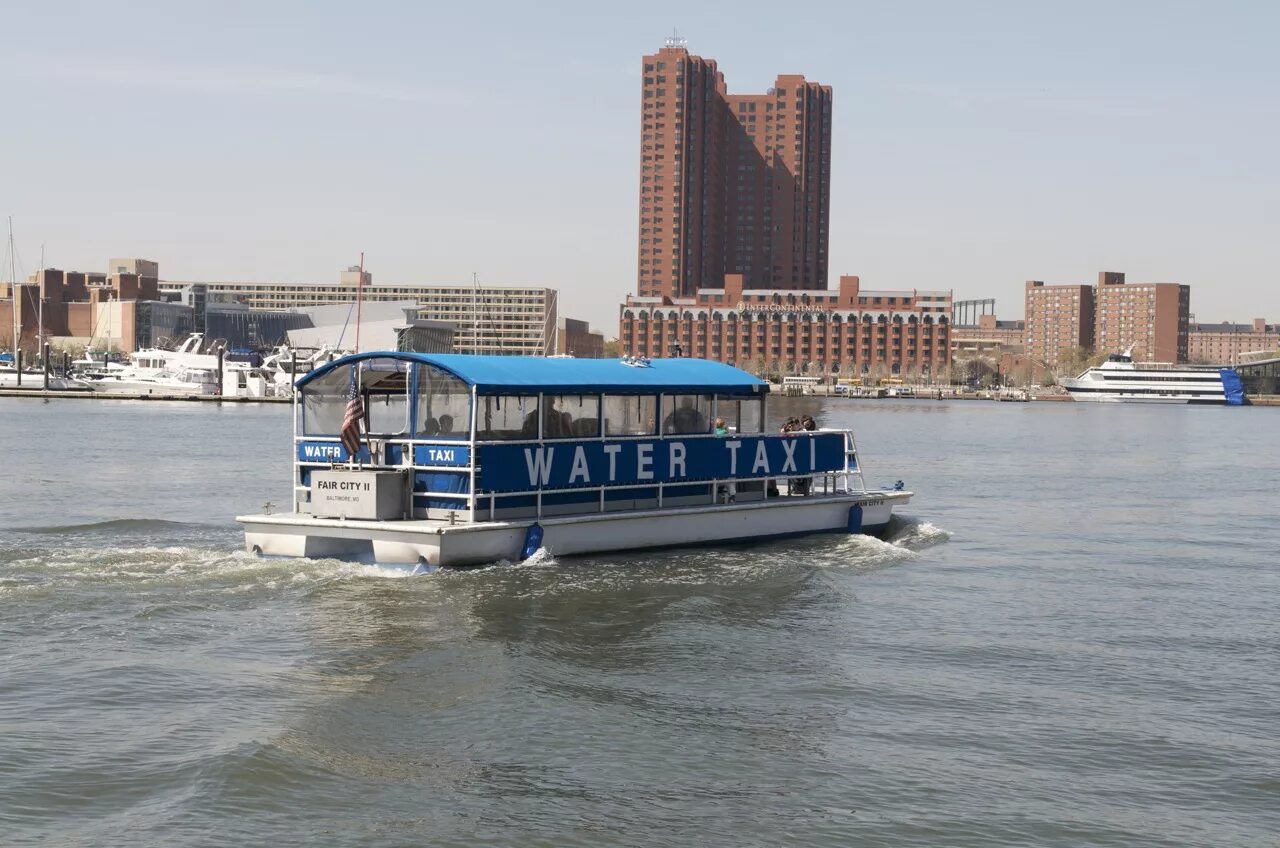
[735,302,827,316]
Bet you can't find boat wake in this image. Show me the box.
[0,517,951,600]
[0,540,431,600]
[9,518,203,535]
[884,516,952,551]
[803,515,950,574]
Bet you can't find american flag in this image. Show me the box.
[340,370,364,458]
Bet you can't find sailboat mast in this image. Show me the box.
[37,244,44,359]
[8,217,18,355]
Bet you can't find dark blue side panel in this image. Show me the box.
[477,433,845,493]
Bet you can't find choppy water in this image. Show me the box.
[1,397,1277,847]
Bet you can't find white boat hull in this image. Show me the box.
[0,370,84,390]
[1063,390,1206,404]
[239,490,910,568]
[83,377,218,396]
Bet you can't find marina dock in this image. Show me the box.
[0,388,290,403]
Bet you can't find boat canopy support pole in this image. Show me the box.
[468,383,479,523]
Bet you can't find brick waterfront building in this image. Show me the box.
[622,274,952,380]
[2,260,186,354]
[951,314,1025,357]
[1024,281,1094,369]
[623,39,950,379]
[1093,272,1189,363]
[1025,271,1190,368]
[1188,318,1279,364]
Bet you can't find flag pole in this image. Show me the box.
[354,253,366,465]
[354,251,365,354]
[355,363,361,470]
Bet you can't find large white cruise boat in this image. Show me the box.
[1061,348,1244,405]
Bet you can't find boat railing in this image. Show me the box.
[292,426,872,522]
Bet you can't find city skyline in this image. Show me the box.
[2,1,1277,332]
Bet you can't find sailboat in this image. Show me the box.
[1,218,84,390]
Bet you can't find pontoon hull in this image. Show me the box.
[239,491,910,568]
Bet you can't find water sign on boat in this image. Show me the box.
[238,353,913,567]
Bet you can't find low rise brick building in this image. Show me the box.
[1188,318,1279,364]
[556,318,605,358]
[621,274,952,380]
[951,314,1025,358]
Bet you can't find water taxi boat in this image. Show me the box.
[237,353,913,568]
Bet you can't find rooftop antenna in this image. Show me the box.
[664,28,686,50]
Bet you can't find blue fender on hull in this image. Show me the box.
[521,523,544,560]
[847,505,864,534]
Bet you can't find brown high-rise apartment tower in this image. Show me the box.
[638,38,832,299]
[1024,281,1095,369]
[1093,272,1190,364]
[1025,270,1191,369]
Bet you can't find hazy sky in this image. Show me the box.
[3,0,1277,332]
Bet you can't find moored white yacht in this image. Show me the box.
[81,333,222,395]
[85,365,221,395]
[1061,347,1244,405]
[0,357,85,390]
[259,344,343,397]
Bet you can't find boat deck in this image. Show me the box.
[239,487,912,538]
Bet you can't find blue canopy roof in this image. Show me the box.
[297,352,770,396]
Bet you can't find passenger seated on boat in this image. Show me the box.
[438,414,454,436]
[662,397,708,435]
[571,416,599,437]
[522,399,569,439]
[422,416,440,436]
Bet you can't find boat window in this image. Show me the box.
[661,394,713,435]
[477,395,540,440]
[302,364,358,436]
[302,360,408,436]
[414,365,470,440]
[544,394,600,438]
[713,395,760,434]
[363,365,411,436]
[603,394,657,436]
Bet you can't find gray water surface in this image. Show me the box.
[1,397,1276,847]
